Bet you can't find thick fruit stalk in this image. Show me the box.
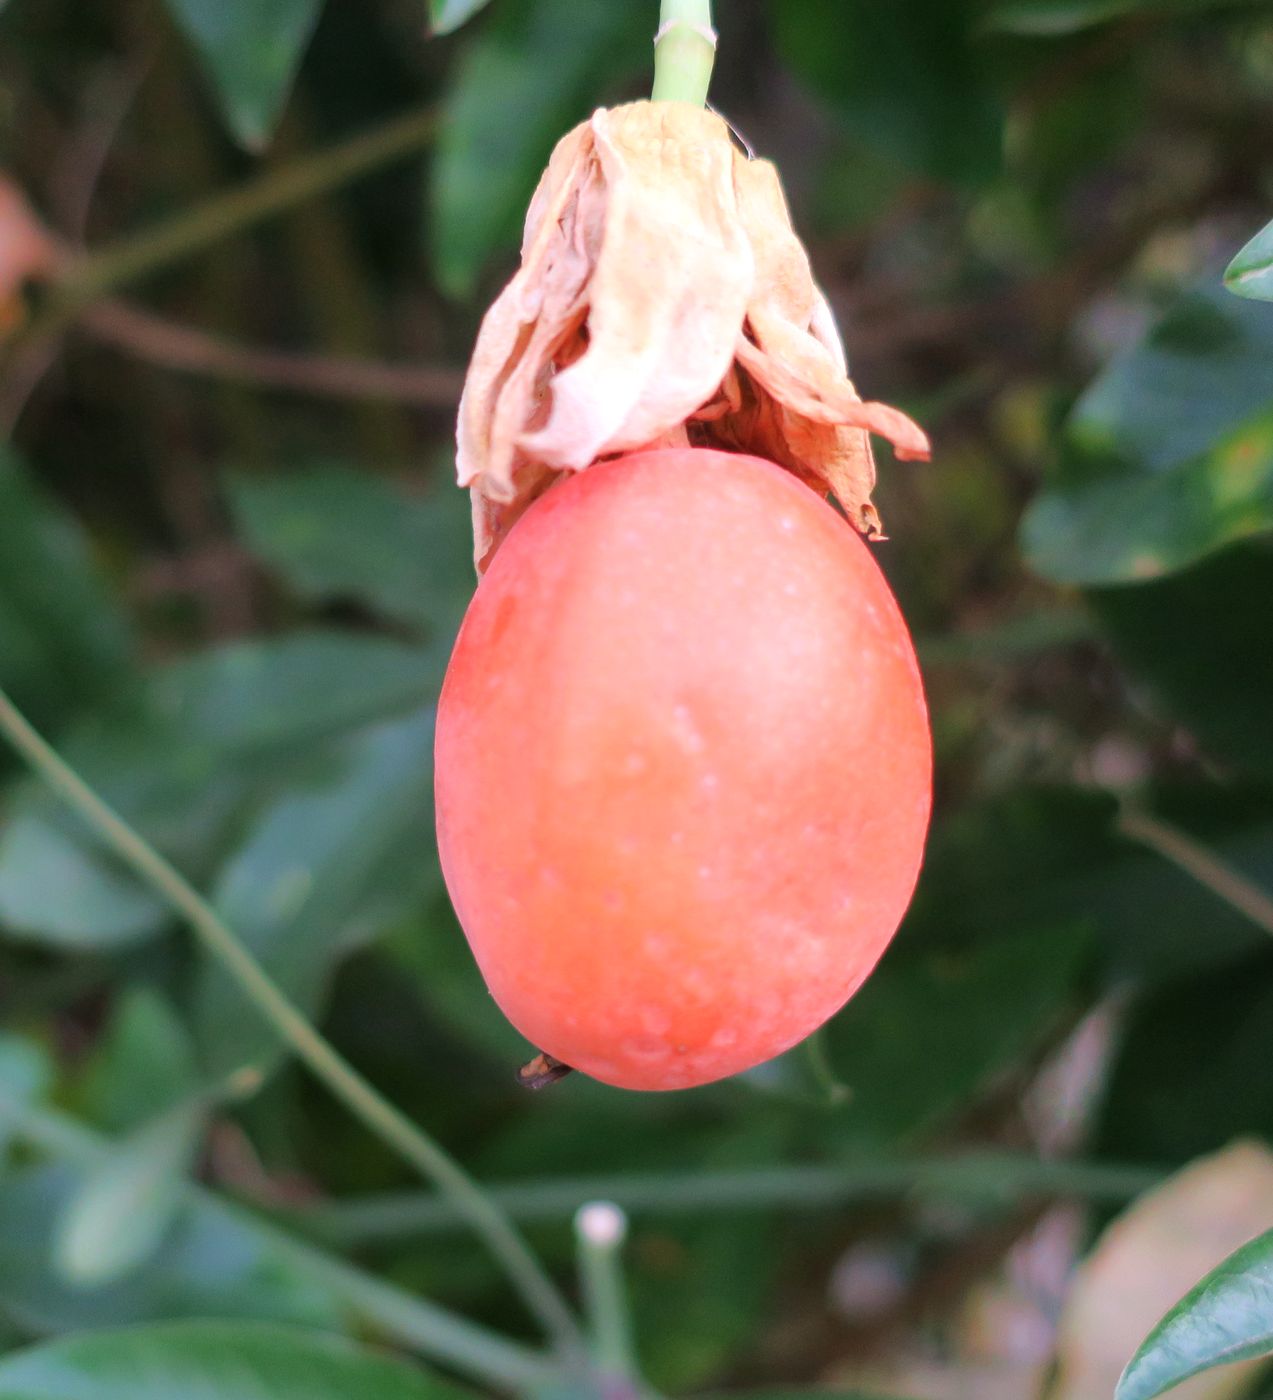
[435,449,931,1092]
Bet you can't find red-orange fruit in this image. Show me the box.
[435,448,931,1091]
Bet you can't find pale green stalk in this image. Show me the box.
[290,1153,1164,1245]
[651,0,716,107]
[575,1203,641,1387]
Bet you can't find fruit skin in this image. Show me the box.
[435,448,931,1091]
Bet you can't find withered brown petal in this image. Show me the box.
[457,125,593,500]
[455,100,930,571]
[517,103,751,469]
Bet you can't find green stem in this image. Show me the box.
[287,1152,1165,1247]
[1118,808,1273,939]
[574,1203,640,1386]
[0,687,583,1361]
[651,0,716,107]
[8,101,437,358]
[0,1090,552,1393]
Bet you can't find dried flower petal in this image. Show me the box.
[456,101,929,569]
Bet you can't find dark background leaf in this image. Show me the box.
[227,464,471,635]
[771,0,1003,185]
[0,1319,466,1400]
[429,0,650,297]
[163,0,325,148]
[0,450,132,734]
[196,706,438,1078]
[1091,541,1273,780]
[0,1165,342,1335]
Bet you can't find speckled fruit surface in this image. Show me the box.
[435,447,931,1090]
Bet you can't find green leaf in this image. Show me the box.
[0,815,167,949]
[897,783,1273,988]
[0,729,239,916]
[1084,282,1273,460]
[1117,1228,1273,1400]
[196,706,438,1078]
[77,989,201,1134]
[383,893,529,1066]
[1096,956,1273,1166]
[0,1035,51,1156]
[164,0,324,149]
[53,1097,207,1285]
[430,0,650,297]
[149,631,445,757]
[1023,282,1273,584]
[0,448,132,733]
[1022,417,1273,584]
[0,1162,342,1334]
[1226,220,1273,302]
[227,466,472,635]
[0,1319,465,1400]
[1092,541,1273,778]
[0,633,443,951]
[824,925,1092,1145]
[771,0,1003,184]
[635,1214,777,1392]
[428,0,494,36]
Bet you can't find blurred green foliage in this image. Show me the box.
[0,1320,469,1400]
[165,0,325,148]
[1,0,1273,1397]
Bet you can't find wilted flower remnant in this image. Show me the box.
[457,101,930,571]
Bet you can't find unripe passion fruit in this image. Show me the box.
[435,448,931,1091]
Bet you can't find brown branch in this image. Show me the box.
[78,298,465,408]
